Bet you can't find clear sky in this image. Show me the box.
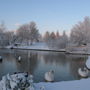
[0,0,90,35]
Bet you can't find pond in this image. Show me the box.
[0,49,90,83]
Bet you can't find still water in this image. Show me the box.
[0,49,90,82]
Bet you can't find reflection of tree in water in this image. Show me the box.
[0,50,18,79]
[67,55,88,79]
[13,50,38,74]
[28,51,38,74]
[0,49,15,62]
[43,52,67,66]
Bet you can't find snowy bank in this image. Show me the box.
[5,42,90,54]
[0,73,90,90]
[66,45,90,55]
[35,78,90,90]
[6,43,65,52]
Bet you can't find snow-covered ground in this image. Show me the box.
[35,78,90,90]
[66,45,90,55]
[17,42,49,50]
[5,42,90,54]
[0,73,90,90]
[6,42,65,52]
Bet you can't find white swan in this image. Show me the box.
[44,70,54,82]
[78,67,89,78]
[18,56,21,62]
[86,56,90,70]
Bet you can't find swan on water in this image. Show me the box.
[78,67,89,78]
[0,56,3,62]
[44,70,54,82]
[18,56,21,62]
[86,56,90,70]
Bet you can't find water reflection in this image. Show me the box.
[67,55,88,80]
[0,49,89,82]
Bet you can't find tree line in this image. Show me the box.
[0,21,40,47]
[43,31,68,49]
[0,16,90,48]
[43,16,90,48]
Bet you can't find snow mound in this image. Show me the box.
[0,73,34,90]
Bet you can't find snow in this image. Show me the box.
[6,42,65,52]
[0,73,90,90]
[18,42,49,50]
[6,43,48,50]
[5,42,90,54]
[66,45,90,55]
[35,78,90,90]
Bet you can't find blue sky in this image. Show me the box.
[0,0,90,34]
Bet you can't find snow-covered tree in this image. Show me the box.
[70,16,90,45]
[44,30,68,49]
[5,31,16,45]
[56,31,60,39]
[48,32,56,48]
[16,21,40,45]
[49,32,56,40]
[0,22,7,46]
[28,21,39,45]
[0,21,6,33]
[56,31,68,49]
[43,31,50,42]
[16,24,29,44]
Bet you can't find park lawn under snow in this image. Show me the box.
[18,42,49,50]
[34,78,90,90]
[6,42,49,50]
[7,42,65,51]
